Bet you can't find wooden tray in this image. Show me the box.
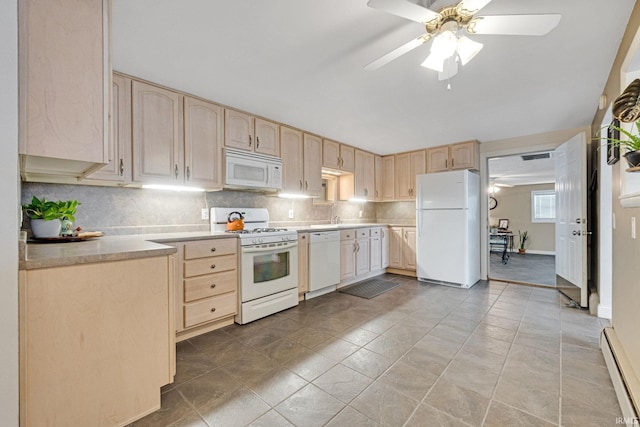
[29,232,104,243]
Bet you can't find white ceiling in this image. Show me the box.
[112,0,635,155]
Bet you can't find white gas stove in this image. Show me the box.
[210,208,299,324]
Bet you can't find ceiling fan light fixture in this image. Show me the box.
[431,29,458,59]
[456,35,483,65]
[421,52,445,72]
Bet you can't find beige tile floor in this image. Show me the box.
[129,275,621,427]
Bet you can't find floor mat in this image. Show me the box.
[339,279,400,299]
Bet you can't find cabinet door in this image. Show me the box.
[224,109,254,151]
[354,150,375,200]
[254,118,280,157]
[322,139,341,169]
[427,146,450,173]
[403,227,417,270]
[450,140,479,170]
[374,155,383,201]
[86,73,131,182]
[184,97,223,189]
[298,233,309,294]
[381,227,390,269]
[340,145,355,172]
[388,227,404,269]
[132,81,183,184]
[280,126,304,193]
[395,153,412,200]
[19,0,108,165]
[411,150,426,177]
[356,238,370,276]
[303,133,323,197]
[340,239,356,281]
[382,156,395,201]
[370,236,382,271]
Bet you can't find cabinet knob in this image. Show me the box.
[119,159,124,176]
[174,164,179,178]
[210,283,216,289]
[256,136,260,149]
[300,180,303,190]
[210,307,216,313]
[249,135,252,147]
[210,264,216,269]
[211,247,216,252]
[186,166,191,180]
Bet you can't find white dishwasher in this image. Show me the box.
[306,231,341,299]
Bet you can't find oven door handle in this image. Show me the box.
[241,241,298,253]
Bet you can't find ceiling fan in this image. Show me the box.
[365,0,561,80]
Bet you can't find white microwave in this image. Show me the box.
[224,148,282,191]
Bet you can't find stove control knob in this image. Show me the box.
[251,238,257,244]
[282,236,288,241]
[258,238,264,243]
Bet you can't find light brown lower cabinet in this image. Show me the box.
[19,255,175,426]
[387,226,417,276]
[173,238,238,341]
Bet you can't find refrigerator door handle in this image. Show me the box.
[418,212,423,237]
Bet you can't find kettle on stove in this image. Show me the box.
[226,211,245,231]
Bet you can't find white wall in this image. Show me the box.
[0,0,20,425]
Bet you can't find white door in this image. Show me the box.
[555,132,588,306]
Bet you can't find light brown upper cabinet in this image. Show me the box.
[303,134,323,197]
[382,155,395,201]
[426,140,480,173]
[132,81,184,185]
[322,139,354,173]
[281,129,322,197]
[19,0,110,180]
[374,155,383,202]
[85,73,132,184]
[354,150,375,200]
[183,97,224,189]
[224,109,279,157]
[395,150,426,200]
[131,81,223,190]
[280,126,304,194]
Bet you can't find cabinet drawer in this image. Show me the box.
[357,229,370,238]
[184,291,237,328]
[184,269,237,302]
[370,228,381,237]
[340,230,355,240]
[184,254,236,277]
[184,238,237,260]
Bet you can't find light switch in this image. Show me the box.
[632,217,636,239]
[288,210,294,219]
[201,208,209,220]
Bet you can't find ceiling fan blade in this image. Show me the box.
[367,0,439,24]
[364,35,429,71]
[467,14,561,36]
[494,182,514,188]
[457,0,493,15]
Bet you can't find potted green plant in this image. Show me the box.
[23,196,63,238]
[599,120,640,169]
[518,230,529,254]
[58,200,80,236]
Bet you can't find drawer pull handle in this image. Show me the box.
[210,283,216,289]
[211,247,216,252]
[210,307,216,313]
[211,264,216,269]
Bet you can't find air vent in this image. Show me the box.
[521,153,552,161]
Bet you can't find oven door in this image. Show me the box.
[240,241,298,302]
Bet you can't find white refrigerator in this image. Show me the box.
[416,170,480,288]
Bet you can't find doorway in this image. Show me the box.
[487,152,557,287]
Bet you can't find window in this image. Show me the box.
[531,190,556,223]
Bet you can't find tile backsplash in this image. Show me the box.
[21,183,414,235]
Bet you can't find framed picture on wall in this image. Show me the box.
[607,119,620,165]
[498,219,509,230]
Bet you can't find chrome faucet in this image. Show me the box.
[329,204,340,224]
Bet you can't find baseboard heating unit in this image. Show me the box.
[601,328,639,426]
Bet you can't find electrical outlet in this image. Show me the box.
[632,217,636,239]
[201,208,209,220]
[359,210,363,218]
[288,209,294,219]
